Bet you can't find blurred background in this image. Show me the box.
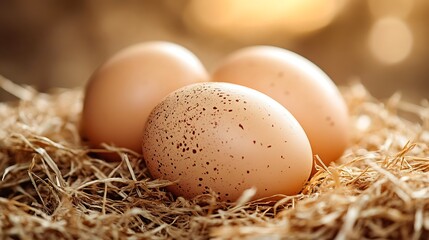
[0,0,428,102]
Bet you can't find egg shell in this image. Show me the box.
[212,46,349,171]
[81,41,208,154]
[142,82,312,201]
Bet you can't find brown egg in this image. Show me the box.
[212,46,349,172]
[142,82,312,201]
[82,41,208,153]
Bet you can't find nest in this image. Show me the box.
[0,75,428,240]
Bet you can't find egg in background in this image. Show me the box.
[212,46,349,171]
[81,41,209,154]
[142,82,313,201]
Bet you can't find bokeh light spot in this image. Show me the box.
[184,0,347,42]
[368,17,413,65]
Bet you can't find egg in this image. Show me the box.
[212,46,349,171]
[81,41,208,153]
[142,82,312,201]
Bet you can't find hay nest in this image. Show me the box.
[0,75,428,240]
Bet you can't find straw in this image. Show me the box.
[1,75,428,239]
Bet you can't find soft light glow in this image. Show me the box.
[368,17,413,65]
[184,0,347,42]
[367,0,414,18]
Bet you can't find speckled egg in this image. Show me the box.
[142,82,312,201]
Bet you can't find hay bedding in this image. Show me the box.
[0,75,428,240]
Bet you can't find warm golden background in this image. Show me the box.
[0,0,428,102]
